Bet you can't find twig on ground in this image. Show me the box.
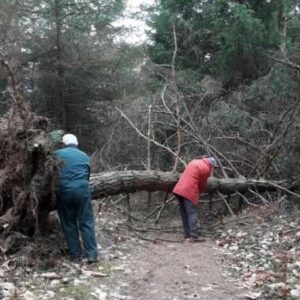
[280,227,300,235]
[209,215,256,228]
[155,192,168,224]
[111,201,141,222]
[128,225,181,234]
[143,204,162,220]
[218,192,235,215]
[236,192,261,207]
[126,193,131,224]
[268,182,300,200]
[112,194,128,205]
[249,189,272,206]
[134,232,182,243]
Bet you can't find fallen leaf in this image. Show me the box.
[291,288,300,298]
[21,290,38,300]
[216,240,225,247]
[242,291,262,299]
[201,285,213,291]
[91,271,108,278]
[40,272,61,280]
[276,286,290,297]
[111,265,126,271]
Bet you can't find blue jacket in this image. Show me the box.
[54,145,90,191]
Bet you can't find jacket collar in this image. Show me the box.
[64,144,78,148]
[202,158,213,171]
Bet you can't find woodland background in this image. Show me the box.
[1,0,300,180]
[0,2,300,299]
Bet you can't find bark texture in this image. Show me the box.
[90,171,280,198]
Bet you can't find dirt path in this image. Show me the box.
[1,202,299,299]
[93,202,246,300]
[116,239,244,300]
[0,207,246,300]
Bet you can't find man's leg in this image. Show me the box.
[78,187,98,262]
[183,199,198,239]
[57,194,82,259]
[177,196,190,238]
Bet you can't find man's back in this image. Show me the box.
[54,146,90,190]
[54,134,98,262]
[173,159,212,204]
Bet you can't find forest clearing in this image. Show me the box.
[0,0,300,299]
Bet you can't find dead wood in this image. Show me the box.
[0,101,59,236]
[90,171,290,199]
[0,55,59,238]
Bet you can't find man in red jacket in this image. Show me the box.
[173,157,217,242]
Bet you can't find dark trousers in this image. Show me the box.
[177,196,198,239]
[57,182,98,260]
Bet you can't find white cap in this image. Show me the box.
[207,157,217,167]
[62,134,78,146]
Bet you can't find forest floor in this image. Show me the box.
[0,195,299,300]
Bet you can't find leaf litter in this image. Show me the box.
[1,196,299,299]
[0,203,138,300]
[215,205,300,299]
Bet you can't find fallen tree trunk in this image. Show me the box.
[90,171,283,198]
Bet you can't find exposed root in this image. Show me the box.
[0,55,60,249]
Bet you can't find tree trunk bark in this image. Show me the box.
[54,0,67,128]
[90,171,281,199]
[278,1,287,55]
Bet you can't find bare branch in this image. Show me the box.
[218,192,235,215]
[268,55,300,71]
[171,23,177,79]
[116,107,186,167]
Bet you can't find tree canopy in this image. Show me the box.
[0,0,300,177]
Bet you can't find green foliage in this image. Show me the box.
[210,101,255,134]
[148,0,217,71]
[1,0,300,178]
[213,2,265,83]
[1,0,137,151]
[175,70,203,94]
[147,0,297,84]
[288,17,300,53]
[49,129,64,149]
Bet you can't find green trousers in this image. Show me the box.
[57,181,98,260]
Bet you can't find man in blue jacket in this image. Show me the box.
[54,134,98,263]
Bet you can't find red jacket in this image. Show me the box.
[173,159,212,205]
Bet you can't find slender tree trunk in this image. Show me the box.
[55,0,67,128]
[147,105,152,208]
[2,0,20,54]
[278,1,287,55]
